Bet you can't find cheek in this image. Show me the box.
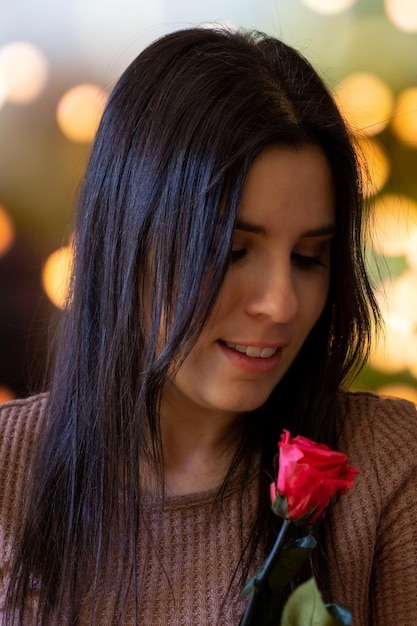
[201,280,233,328]
[302,277,330,330]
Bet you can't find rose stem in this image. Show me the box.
[239,518,291,626]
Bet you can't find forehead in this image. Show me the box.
[237,145,335,233]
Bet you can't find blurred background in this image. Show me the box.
[1,0,417,403]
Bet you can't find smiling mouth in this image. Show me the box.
[223,342,278,359]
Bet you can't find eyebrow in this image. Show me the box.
[235,219,335,238]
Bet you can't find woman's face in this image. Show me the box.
[163,144,335,423]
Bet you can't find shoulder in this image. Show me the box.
[336,388,417,445]
[0,393,48,512]
[337,387,417,426]
[0,393,48,453]
[336,389,417,500]
[323,390,417,623]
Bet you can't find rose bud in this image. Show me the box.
[270,430,360,524]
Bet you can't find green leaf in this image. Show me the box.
[280,578,349,625]
[268,536,317,596]
[241,535,317,600]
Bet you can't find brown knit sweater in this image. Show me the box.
[0,391,416,625]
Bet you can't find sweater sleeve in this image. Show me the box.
[322,392,417,626]
[0,394,47,624]
[368,395,417,625]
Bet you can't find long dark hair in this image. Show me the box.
[5,27,379,623]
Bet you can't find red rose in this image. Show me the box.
[270,430,360,524]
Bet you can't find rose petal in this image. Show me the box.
[273,430,360,523]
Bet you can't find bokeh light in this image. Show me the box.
[369,320,414,373]
[301,0,358,15]
[377,384,417,404]
[370,277,417,373]
[333,72,394,136]
[0,386,15,404]
[369,193,417,256]
[405,227,417,271]
[0,205,15,257]
[356,137,390,197]
[386,270,417,327]
[385,0,417,33]
[56,83,108,143]
[0,72,7,110]
[42,245,73,309]
[407,351,417,379]
[391,87,417,147]
[0,41,49,104]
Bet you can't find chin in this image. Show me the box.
[218,394,272,416]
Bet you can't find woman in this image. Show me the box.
[1,27,416,625]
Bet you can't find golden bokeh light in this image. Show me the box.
[405,227,417,271]
[377,384,417,404]
[369,278,417,373]
[369,322,414,373]
[301,0,358,14]
[0,71,7,110]
[0,205,15,257]
[407,354,417,380]
[391,88,417,147]
[0,41,49,104]
[369,193,417,256]
[0,386,15,404]
[385,270,417,327]
[56,84,108,143]
[333,72,394,136]
[42,245,73,309]
[385,0,417,32]
[356,137,390,197]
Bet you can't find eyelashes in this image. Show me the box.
[291,253,325,269]
[230,248,325,269]
[230,248,247,263]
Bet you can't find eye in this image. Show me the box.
[230,248,247,263]
[292,252,325,269]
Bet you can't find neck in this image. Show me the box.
[160,386,240,495]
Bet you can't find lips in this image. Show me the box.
[223,342,278,359]
[218,339,283,374]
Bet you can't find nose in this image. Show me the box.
[245,262,298,323]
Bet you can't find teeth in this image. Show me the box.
[224,342,278,358]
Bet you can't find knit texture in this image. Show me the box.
[0,390,417,624]
[322,391,417,625]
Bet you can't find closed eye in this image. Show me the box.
[230,248,247,263]
[292,252,325,269]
